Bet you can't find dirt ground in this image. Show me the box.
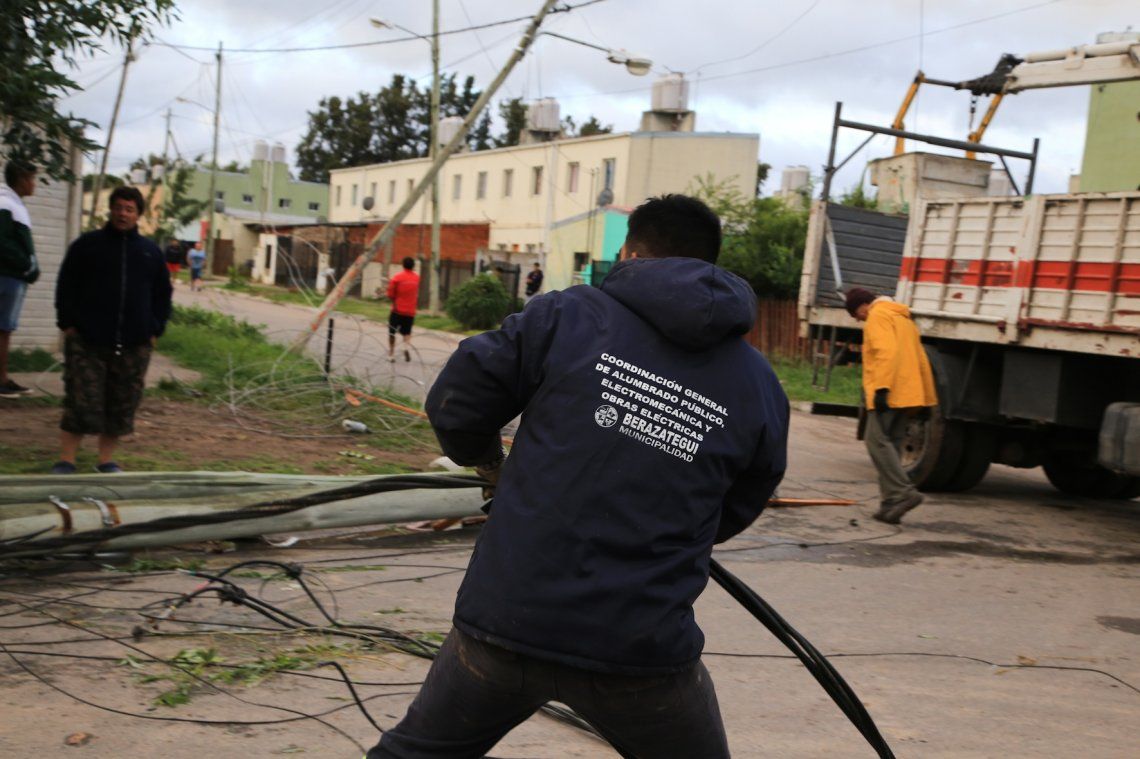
[0,397,440,475]
[1,410,1138,758]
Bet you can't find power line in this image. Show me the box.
[691,0,823,74]
[151,1,607,55]
[551,0,1071,100]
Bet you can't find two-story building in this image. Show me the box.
[328,85,759,295]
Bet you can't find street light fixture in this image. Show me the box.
[539,31,653,76]
[177,41,223,270]
[371,12,444,313]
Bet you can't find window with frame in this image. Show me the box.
[351,184,358,206]
[241,193,254,204]
[407,178,414,197]
[215,190,225,200]
[573,252,589,271]
[603,158,616,191]
[503,169,513,197]
[388,180,396,204]
[336,186,342,206]
[567,162,580,193]
[278,198,292,209]
[532,166,543,196]
[369,182,377,204]
[476,171,487,200]
[452,173,462,201]
[308,201,320,211]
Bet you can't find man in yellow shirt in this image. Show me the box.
[846,288,937,524]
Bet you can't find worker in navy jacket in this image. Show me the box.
[52,186,171,475]
[369,195,789,759]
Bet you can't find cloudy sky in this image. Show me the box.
[61,0,1136,195]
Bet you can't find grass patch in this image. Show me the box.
[223,281,476,334]
[7,347,58,372]
[122,643,352,708]
[160,304,437,464]
[769,357,862,406]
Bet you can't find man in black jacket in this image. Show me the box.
[52,186,172,474]
[368,195,789,758]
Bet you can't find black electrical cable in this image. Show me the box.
[709,559,896,759]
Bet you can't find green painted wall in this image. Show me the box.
[1079,81,1140,193]
[601,210,629,262]
[186,161,328,216]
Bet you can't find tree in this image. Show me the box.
[295,72,489,182]
[1,1,176,180]
[496,98,528,147]
[839,182,877,210]
[153,163,206,244]
[689,173,809,299]
[577,115,612,137]
[82,174,124,192]
[470,111,494,151]
[756,161,771,196]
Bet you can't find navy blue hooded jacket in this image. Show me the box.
[56,225,172,348]
[426,257,789,674]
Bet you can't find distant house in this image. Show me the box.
[84,141,327,273]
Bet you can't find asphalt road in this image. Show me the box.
[1,376,1137,757]
[173,284,465,403]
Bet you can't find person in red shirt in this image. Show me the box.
[386,257,420,362]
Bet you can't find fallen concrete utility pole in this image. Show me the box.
[0,472,484,558]
[289,0,561,354]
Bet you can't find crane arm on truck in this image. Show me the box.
[892,37,1140,156]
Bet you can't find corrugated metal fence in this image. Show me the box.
[745,299,808,359]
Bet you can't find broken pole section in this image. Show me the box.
[288,0,562,354]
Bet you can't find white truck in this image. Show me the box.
[800,191,1140,498]
[798,35,1140,498]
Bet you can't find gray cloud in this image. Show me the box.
[63,0,1135,194]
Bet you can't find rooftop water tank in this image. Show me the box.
[651,74,689,113]
[253,140,269,162]
[780,166,811,193]
[129,168,148,185]
[527,98,561,133]
[150,164,165,181]
[438,116,464,146]
[271,142,286,164]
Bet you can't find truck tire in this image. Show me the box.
[1042,458,1134,499]
[941,424,995,492]
[902,407,966,491]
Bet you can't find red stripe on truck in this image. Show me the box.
[900,258,1140,294]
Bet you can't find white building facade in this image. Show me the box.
[328,130,759,292]
[9,149,83,350]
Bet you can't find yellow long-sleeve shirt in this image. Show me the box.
[862,300,937,408]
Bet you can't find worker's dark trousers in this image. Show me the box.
[367,628,730,759]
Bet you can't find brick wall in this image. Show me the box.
[364,222,489,264]
[10,155,82,351]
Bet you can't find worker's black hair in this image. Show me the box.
[402,257,415,270]
[109,185,146,215]
[625,194,722,264]
[4,161,35,188]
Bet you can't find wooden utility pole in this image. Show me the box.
[205,42,223,273]
[88,43,134,227]
[428,0,442,312]
[289,0,561,353]
[158,107,172,237]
